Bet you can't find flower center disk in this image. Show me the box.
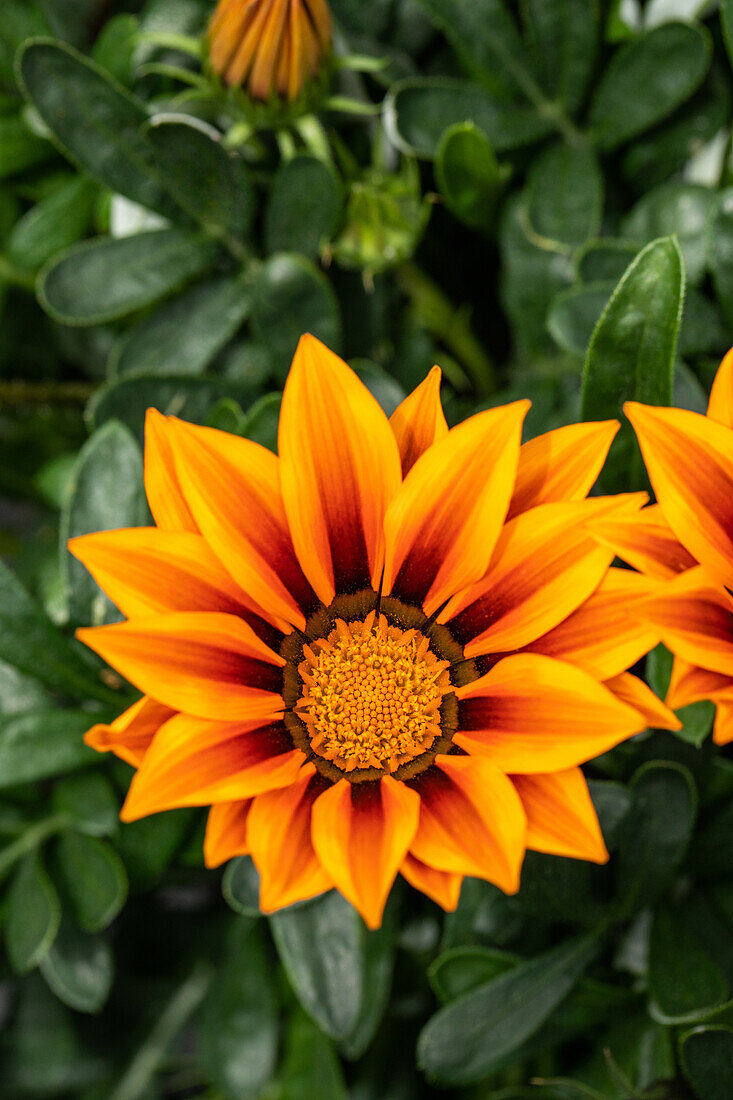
[297,611,451,774]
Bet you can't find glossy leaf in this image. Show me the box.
[622,182,716,286]
[521,0,599,112]
[266,155,342,258]
[279,1011,348,1100]
[681,1026,733,1100]
[435,123,510,230]
[222,856,261,918]
[0,710,100,789]
[648,904,728,1023]
[40,919,113,1013]
[56,832,128,933]
[7,177,97,272]
[526,142,603,248]
[51,772,120,838]
[6,855,61,974]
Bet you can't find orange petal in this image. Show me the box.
[707,348,733,428]
[525,568,661,680]
[667,657,733,710]
[714,701,733,745]
[311,775,420,929]
[409,755,526,893]
[441,501,617,656]
[84,695,174,767]
[508,420,619,520]
[247,768,333,912]
[588,503,696,579]
[390,366,449,476]
[204,799,252,868]
[167,416,315,632]
[279,334,402,605]
[401,853,462,912]
[511,768,608,864]
[68,528,279,645]
[636,566,733,679]
[456,654,645,773]
[144,409,197,533]
[383,401,529,615]
[121,715,304,821]
[77,612,285,722]
[626,401,733,587]
[604,671,681,731]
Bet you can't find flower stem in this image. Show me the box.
[0,813,70,882]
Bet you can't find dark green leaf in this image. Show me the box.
[645,644,714,746]
[429,946,516,1003]
[588,780,632,851]
[56,832,128,933]
[622,182,716,286]
[525,142,603,248]
[680,1026,733,1100]
[548,281,612,357]
[0,710,99,788]
[266,155,342,257]
[339,897,396,1060]
[52,771,119,838]
[148,115,255,242]
[17,39,178,217]
[114,807,193,890]
[6,855,61,973]
[240,393,282,451]
[7,177,97,273]
[39,229,218,326]
[222,856,261,917]
[0,113,50,181]
[577,239,638,284]
[250,254,341,379]
[40,918,113,1013]
[521,0,599,112]
[435,122,510,230]
[722,0,733,74]
[588,22,710,151]
[649,904,728,1023]
[60,420,146,626]
[417,932,600,1085]
[279,1011,348,1100]
[112,275,251,377]
[199,921,278,1099]
[712,189,733,328]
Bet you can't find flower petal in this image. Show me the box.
[77,612,285,722]
[708,348,733,428]
[311,775,420,929]
[511,768,608,864]
[247,768,333,912]
[604,672,681,731]
[636,566,733,679]
[144,409,197,533]
[383,401,529,615]
[390,366,448,476]
[121,715,305,820]
[667,657,733,710]
[508,420,619,520]
[279,334,402,604]
[409,755,526,893]
[626,401,733,587]
[204,800,252,868]
[401,853,462,912]
[456,654,645,773]
[84,695,174,767]
[588,503,696,579]
[525,568,660,680]
[441,501,619,657]
[167,416,315,632]
[714,701,733,746]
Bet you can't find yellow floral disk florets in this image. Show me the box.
[297,611,451,774]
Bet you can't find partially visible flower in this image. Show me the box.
[208,0,331,101]
[594,349,733,745]
[73,336,676,929]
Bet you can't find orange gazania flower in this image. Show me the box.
[208,0,331,101]
[72,336,677,929]
[605,349,733,747]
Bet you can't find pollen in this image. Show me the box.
[296,611,451,774]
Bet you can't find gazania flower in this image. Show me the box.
[72,336,676,929]
[208,0,331,101]
[602,349,733,747]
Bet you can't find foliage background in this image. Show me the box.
[0,0,732,1096]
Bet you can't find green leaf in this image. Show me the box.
[588,780,633,851]
[338,897,396,1060]
[0,112,50,181]
[39,918,113,1013]
[577,239,639,284]
[429,946,516,1003]
[199,920,278,1099]
[250,254,341,379]
[548,281,613,357]
[648,904,728,1024]
[222,855,261,918]
[7,177,97,273]
[722,1,733,74]
[521,0,599,113]
[385,78,553,159]
[622,182,716,286]
[680,1026,733,1100]
[581,236,684,491]
[435,122,510,230]
[6,855,61,973]
[279,1010,348,1100]
[417,932,600,1085]
[111,275,251,377]
[712,190,733,329]
[52,771,120,838]
[645,644,714,746]
[588,22,711,151]
[114,806,193,890]
[147,115,255,242]
[616,761,697,915]
[17,39,178,218]
[60,420,146,626]
[0,710,99,789]
[525,142,603,248]
[56,832,128,933]
[39,229,218,326]
[269,891,364,1041]
[266,155,342,258]
[239,393,282,452]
